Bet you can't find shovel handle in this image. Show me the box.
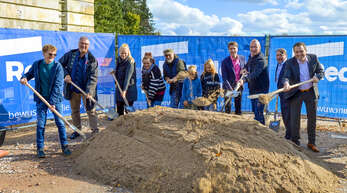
[24,83,85,138]
[111,73,130,107]
[248,78,314,99]
[142,89,151,106]
[69,81,106,110]
[270,78,314,96]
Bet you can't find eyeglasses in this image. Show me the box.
[164,54,171,57]
[48,53,57,57]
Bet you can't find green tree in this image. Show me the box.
[94,0,156,34]
[94,0,125,33]
[123,12,141,34]
[137,0,155,34]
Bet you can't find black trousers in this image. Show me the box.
[279,95,291,139]
[117,101,134,116]
[225,89,242,115]
[289,88,317,145]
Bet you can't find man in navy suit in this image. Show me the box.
[221,41,246,115]
[275,48,291,140]
[283,42,324,152]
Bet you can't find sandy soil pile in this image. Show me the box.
[74,106,338,193]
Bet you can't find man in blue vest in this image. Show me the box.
[162,49,187,108]
[20,44,71,158]
[59,36,99,139]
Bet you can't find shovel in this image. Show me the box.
[269,95,280,132]
[111,73,135,113]
[69,81,118,120]
[221,73,247,112]
[24,82,86,139]
[248,79,314,104]
[142,89,151,107]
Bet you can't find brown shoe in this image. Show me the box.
[307,144,320,152]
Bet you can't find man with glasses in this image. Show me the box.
[59,36,99,139]
[162,49,187,108]
[20,44,71,158]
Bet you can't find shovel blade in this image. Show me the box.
[106,111,119,120]
[125,106,136,113]
[67,123,86,139]
[269,121,280,132]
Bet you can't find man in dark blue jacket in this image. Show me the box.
[20,44,71,158]
[243,39,269,125]
[59,36,98,139]
[162,49,186,108]
[283,42,324,152]
[221,41,246,115]
[275,48,290,139]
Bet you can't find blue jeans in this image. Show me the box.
[251,99,265,125]
[169,83,183,109]
[148,100,162,108]
[36,102,68,150]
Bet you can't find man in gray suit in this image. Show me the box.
[283,42,324,152]
[221,41,246,115]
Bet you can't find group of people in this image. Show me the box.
[20,36,324,158]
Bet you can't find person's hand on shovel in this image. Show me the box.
[283,81,291,92]
[20,78,27,85]
[238,79,244,86]
[86,93,92,100]
[49,105,56,112]
[64,75,72,83]
[122,91,127,99]
[312,76,319,83]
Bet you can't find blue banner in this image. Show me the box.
[269,36,347,118]
[0,28,116,127]
[118,35,266,111]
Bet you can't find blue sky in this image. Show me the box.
[148,0,347,35]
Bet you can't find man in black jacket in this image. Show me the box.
[243,39,269,125]
[59,36,99,139]
[275,48,291,139]
[283,42,324,152]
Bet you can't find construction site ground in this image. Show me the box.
[0,112,346,193]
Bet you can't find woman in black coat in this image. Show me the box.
[113,43,137,115]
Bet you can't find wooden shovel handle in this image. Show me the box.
[69,81,106,110]
[271,78,314,95]
[111,73,130,107]
[25,83,85,137]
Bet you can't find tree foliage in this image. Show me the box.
[94,0,156,35]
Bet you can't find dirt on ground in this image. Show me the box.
[75,107,346,193]
[0,107,346,193]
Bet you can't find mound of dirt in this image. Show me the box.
[74,107,338,193]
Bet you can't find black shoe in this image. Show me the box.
[62,145,72,156]
[37,149,45,158]
[91,129,99,135]
[69,131,80,140]
[292,139,300,146]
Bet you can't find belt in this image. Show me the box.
[300,88,311,92]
